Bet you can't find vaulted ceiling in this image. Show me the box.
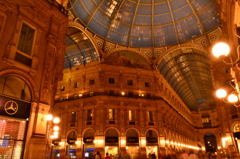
[66,0,221,111]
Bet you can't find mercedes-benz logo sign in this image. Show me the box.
[4,100,18,115]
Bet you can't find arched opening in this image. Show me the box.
[146,130,158,159]
[66,131,78,158]
[202,113,212,128]
[0,75,32,159]
[204,133,217,153]
[83,129,95,159]
[126,129,139,159]
[105,129,119,156]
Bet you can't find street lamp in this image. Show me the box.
[212,42,240,107]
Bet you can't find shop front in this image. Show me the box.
[0,76,31,159]
[146,130,158,158]
[126,129,140,159]
[105,129,119,157]
[83,129,95,159]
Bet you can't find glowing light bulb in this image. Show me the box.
[212,42,230,58]
[216,89,227,98]
[228,94,238,103]
[46,114,53,121]
[53,126,59,131]
[53,117,60,123]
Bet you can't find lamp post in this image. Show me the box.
[212,41,240,157]
[46,114,61,159]
[213,42,240,106]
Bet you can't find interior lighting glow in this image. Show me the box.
[121,92,125,96]
[53,132,58,136]
[216,89,227,98]
[53,117,60,123]
[53,126,59,131]
[228,94,239,103]
[46,114,53,121]
[212,42,230,58]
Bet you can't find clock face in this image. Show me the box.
[4,100,18,115]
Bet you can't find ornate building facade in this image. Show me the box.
[0,0,240,159]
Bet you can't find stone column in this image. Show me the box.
[76,138,83,159]
[26,103,50,159]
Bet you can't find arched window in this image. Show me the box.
[201,113,212,128]
[0,76,31,101]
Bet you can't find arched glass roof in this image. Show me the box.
[158,48,215,111]
[64,27,99,69]
[69,0,219,47]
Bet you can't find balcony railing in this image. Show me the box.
[55,91,162,103]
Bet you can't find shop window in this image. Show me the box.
[71,112,76,123]
[89,79,95,85]
[60,86,65,91]
[87,109,93,121]
[109,109,115,120]
[74,82,79,88]
[109,78,115,84]
[145,82,150,87]
[127,80,133,86]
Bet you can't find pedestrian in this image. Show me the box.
[105,153,112,159]
[95,151,102,159]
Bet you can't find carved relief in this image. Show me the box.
[41,45,55,103]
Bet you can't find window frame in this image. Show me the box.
[109,78,115,84]
[16,22,37,58]
[127,80,133,86]
[145,82,150,87]
[89,79,95,85]
[109,108,115,120]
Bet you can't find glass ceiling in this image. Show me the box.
[64,27,99,69]
[69,0,219,47]
[158,48,215,111]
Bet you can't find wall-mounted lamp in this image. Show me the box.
[212,41,240,107]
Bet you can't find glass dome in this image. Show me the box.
[69,0,219,47]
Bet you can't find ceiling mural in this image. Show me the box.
[105,51,152,70]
